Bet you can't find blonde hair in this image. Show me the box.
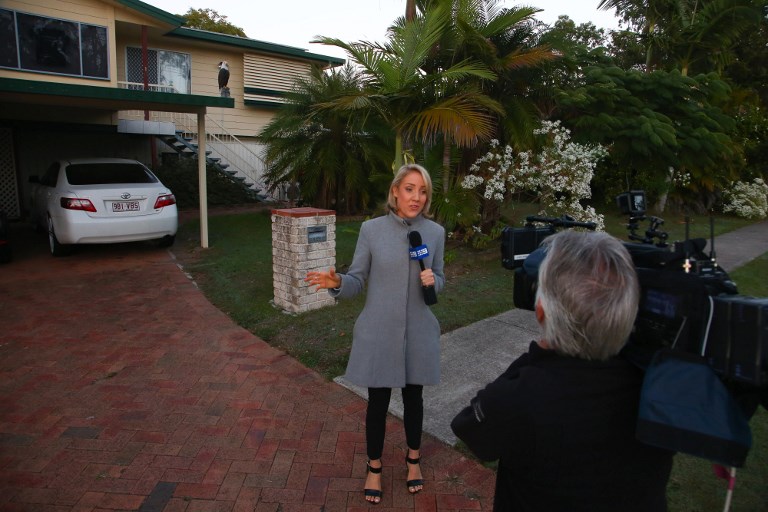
[386,164,434,218]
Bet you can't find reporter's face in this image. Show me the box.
[393,171,428,219]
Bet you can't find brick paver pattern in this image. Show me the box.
[0,238,494,511]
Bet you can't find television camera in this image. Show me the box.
[501,191,767,391]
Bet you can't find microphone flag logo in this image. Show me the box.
[409,245,429,260]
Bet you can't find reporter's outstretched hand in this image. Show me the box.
[305,268,341,290]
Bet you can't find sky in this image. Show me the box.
[146,0,622,60]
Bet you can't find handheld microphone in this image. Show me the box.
[408,231,438,306]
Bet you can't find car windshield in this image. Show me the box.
[66,163,158,185]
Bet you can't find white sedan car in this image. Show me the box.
[29,158,178,256]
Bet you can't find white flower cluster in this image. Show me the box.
[723,178,768,219]
[462,139,515,202]
[462,121,607,230]
[670,167,692,188]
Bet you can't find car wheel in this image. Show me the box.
[47,216,71,257]
[157,234,176,248]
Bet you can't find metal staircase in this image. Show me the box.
[156,113,273,202]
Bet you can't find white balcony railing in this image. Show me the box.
[117,81,179,93]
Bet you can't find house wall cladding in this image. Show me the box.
[114,40,276,138]
[243,53,311,106]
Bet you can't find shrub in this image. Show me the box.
[461,121,607,233]
[723,178,768,219]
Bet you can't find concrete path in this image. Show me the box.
[707,220,768,271]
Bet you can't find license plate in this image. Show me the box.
[112,201,139,212]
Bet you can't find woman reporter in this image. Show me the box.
[306,163,445,504]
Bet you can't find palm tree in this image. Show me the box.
[418,0,557,191]
[598,0,762,74]
[669,0,762,76]
[257,65,392,214]
[313,1,499,171]
[598,0,686,69]
[406,0,416,21]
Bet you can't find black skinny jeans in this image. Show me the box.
[366,384,423,461]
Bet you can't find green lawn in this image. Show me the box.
[174,208,517,379]
[173,206,767,512]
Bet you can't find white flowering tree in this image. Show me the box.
[461,120,607,233]
[723,178,768,219]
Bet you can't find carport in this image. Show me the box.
[0,77,234,248]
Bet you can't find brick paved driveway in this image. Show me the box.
[0,226,494,511]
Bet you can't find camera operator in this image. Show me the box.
[451,230,674,511]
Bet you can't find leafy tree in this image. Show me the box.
[557,66,743,213]
[606,27,647,70]
[732,101,768,182]
[257,65,392,214]
[443,1,556,152]
[536,16,614,94]
[595,0,764,212]
[667,0,761,76]
[542,15,611,51]
[597,0,679,69]
[180,8,247,37]
[598,0,763,75]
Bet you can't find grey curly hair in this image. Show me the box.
[536,230,640,361]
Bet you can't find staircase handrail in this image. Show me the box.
[171,112,271,196]
[117,109,275,199]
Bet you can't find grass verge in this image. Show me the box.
[173,207,516,379]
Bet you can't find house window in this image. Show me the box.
[0,8,108,79]
[126,47,190,94]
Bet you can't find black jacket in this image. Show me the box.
[451,342,673,512]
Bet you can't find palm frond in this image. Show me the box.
[404,92,499,147]
[500,46,559,70]
[481,7,540,37]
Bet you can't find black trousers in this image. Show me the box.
[366,384,423,460]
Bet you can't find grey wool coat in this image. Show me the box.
[330,212,446,388]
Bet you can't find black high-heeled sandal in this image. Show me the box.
[405,455,424,494]
[364,461,383,504]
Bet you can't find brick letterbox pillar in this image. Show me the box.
[271,207,336,313]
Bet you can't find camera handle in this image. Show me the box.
[627,215,669,247]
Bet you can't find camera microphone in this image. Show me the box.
[408,231,438,306]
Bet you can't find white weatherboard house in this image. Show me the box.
[0,0,344,246]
